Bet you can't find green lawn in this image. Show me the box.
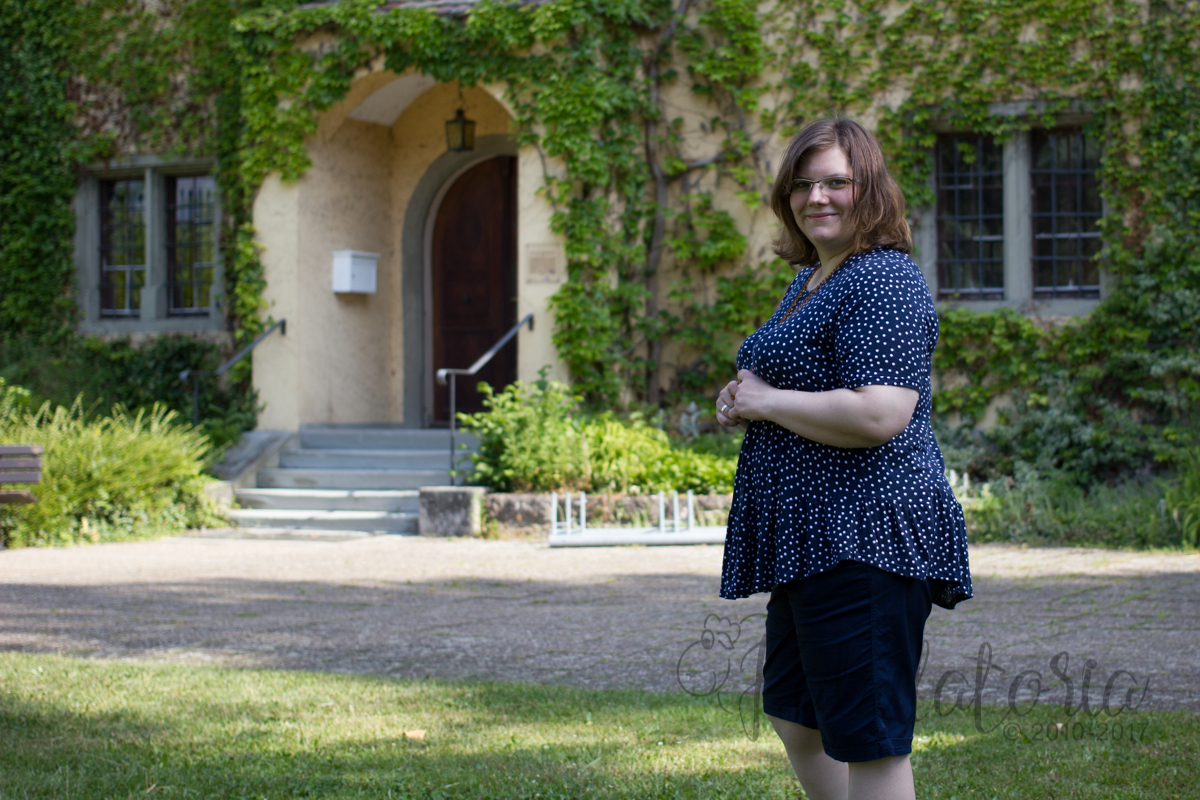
[1,652,1195,799]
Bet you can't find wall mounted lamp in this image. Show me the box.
[445,108,476,152]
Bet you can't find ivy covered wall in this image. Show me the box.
[2,0,1199,482]
[0,0,82,342]
[0,0,260,443]
[230,0,1200,482]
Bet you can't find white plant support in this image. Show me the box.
[546,486,726,547]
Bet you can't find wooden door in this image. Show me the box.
[431,156,517,423]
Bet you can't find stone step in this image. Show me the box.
[256,468,451,490]
[234,488,419,512]
[226,508,418,533]
[278,448,454,470]
[299,426,478,451]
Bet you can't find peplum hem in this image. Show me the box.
[719,484,973,610]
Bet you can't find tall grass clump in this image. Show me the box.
[1165,447,1200,548]
[0,379,224,548]
[952,460,1197,550]
[460,380,738,494]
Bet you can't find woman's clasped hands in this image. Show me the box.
[716,369,772,428]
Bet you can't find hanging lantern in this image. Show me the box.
[445,108,476,152]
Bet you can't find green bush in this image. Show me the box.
[1165,447,1200,548]
[460,380,738,494]
[0,334,257,454]
[0,379,224,548]
[982,385,1172,485]
[952,461,1183,549]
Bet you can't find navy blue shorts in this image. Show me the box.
[762,559,932,763]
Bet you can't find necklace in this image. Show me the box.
[777,261,842,324]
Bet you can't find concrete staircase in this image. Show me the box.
[226,426,476,535]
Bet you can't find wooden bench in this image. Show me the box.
[0,444,44,505]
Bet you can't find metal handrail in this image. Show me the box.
[436,313,534,484]
[180,318,287,427]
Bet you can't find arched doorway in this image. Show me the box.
[429,156,517,423]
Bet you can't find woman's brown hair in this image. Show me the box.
[769,118,912,267]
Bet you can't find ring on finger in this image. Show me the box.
[721,403,729,413]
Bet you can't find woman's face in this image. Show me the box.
[789,146,856,259]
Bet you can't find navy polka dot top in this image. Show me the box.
[720,246,973,610]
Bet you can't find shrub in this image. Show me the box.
[953,461,1180,549]
[461,379,587,492]
[0,379,224,548]
[982,384,1169,485]
[0,334,257,454]
[460,380,738,494]
[1165,447,1200,548]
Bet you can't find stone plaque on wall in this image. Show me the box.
[526,244,564,283]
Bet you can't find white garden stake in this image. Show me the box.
[546,484,725,547]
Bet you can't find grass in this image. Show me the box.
[1,652,1197,799]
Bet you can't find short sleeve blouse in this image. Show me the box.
[720,246,973,610]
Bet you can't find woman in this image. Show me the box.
[715,118,972,800]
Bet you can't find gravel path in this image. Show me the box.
[1,536,1197,711]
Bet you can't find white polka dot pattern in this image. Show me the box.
[721,247,973,610]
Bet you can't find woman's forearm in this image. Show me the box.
[758,385,917,448]
[720,370,918,448]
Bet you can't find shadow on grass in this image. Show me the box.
[0,657,789,800]
[3,653,1199,800]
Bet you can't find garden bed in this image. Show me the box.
[485,492,732,536]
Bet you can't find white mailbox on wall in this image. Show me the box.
[331,250,379,294]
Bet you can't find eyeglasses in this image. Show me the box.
[789,176,856,194]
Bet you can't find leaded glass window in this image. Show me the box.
[99,179,145,316]
[167,176,216,315]
[936,135,1005,299]
[1031,129,1102,298]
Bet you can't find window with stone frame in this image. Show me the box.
[98,178,146,317]
[166,175,217,316]
[1031,128,1102,298]
[936,134,1006,299]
